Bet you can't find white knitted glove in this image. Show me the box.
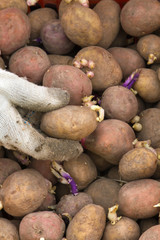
[0,69,83,162]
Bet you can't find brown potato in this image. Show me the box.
[0,218,19,240]
[139,217,158,234]
[137,34,160,64]
[28,7,58,40]
[139,225,160,240]
[63,153,97,190]
[66,204,106,240]
[58,0,79,19]
[120,0,160,37]
[108,47,145,79]
[48,54,73,66]
[119,147,158,181]
[118,179,160,219]
[106,166,121,181]
[84,119,135,165]
[0,168,48,217]
[0,0,28,13]
[73,46,122,92]
[40,105,98,141]
[85,178,121,213]
[61,2,103,47]
[152,148,160,179]
[102,217,140,240]
[93,0,120,49]
[0,57,5,69]
[101,85,138,122]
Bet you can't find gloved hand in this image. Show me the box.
[0,69,83,162]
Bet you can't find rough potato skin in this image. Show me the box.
[93,0,120,49]
[118,179,160,219]
[0,169,48,217]
[119,147,158,181]
[19,211,65,240]
[139,225,160,240]
[61,3,103,47]
[0,8,31,55]
[66,204,106,240]
[0,0,28,13]
[74,46,122,92]
[102,217,140,240]
[120,0,160,37]
[0,218,19,240]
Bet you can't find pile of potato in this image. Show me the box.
[0,0,160,239]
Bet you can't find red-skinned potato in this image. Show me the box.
[43,65,92,105]
[118,179,160,219]
[139,225,160,240]
[0,7,31,55]
[0,217,19,240]
[9,46,51,85]
[120,0,160,37]
[73,46,122,92]
[84,119,135,165]
[19,211,65,240]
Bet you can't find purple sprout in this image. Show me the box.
[122,70,141,89]
[61,171,78,196]
[33,37,43,44]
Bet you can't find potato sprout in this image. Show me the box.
[108,204,122,225]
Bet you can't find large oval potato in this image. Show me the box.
[40,105,98,141]
[66,204,106,240]
[61,2,102,47]
[118,179,160,219]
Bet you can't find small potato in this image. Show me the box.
[48,54,73,66]
[93,0,120,49]
[102,217,140,240]
[133,68,160,103]
[118,179,160,219]
[28,7,58,40]
[61,2,103,47]
[101,85,138,122]
[9,46,51,85]
[0,0,28,13]
[139,225,160,240]
[56,192,93,217]
[85,178,121,213]
[108,47,145,78]
[0,217,19,240]
[73,46,122,92]
[37,192,56,211]
[120,0,160,37]
[19,211,65,240]
[0,8,31,55]
[137,34,160,64]
[40,19,75,55]
[43,65,92,105]
[110,27,128,48]
[84,119,135,165]
[40,105,98,141]
[66,204,106,240]
[106,166,121,181]
[63,153,97,190]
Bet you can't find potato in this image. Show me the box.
[66,204,106,240]
[139,217,158,234]
[40,19,75,55]
[0,217,19,240]
[133,68,160,103]
[0,0,28,13]
[0,158,21,185]
[28,7,58,40]
[85,178,121,213]
[19,211,65,240]
[119,147,158,181]
[100,85,138,122]
[9,46,51,85]
[152,148,160,179]
[139,225,160,240]
[73,46,122,92]
[56,192,93,217]
[110,27,128,48]
[136,108,160,148]
[0,56,6,69]
[106,166,121,181]
[120,0,160,37]
[48,54,73,66]
[137,34,160,64]
[63,153,97,190]
[118,179,160,219]
[84,119,135,165]
[61,2,103,47]
[0,168,48,217]
[40,105,98,141]
[37,191,56,211]
[108,47,145,79]
[93,0,120,49]
[102,217,140,240]
[58,0,79,19]
[0,8,30,55]
[42,65,92,105]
